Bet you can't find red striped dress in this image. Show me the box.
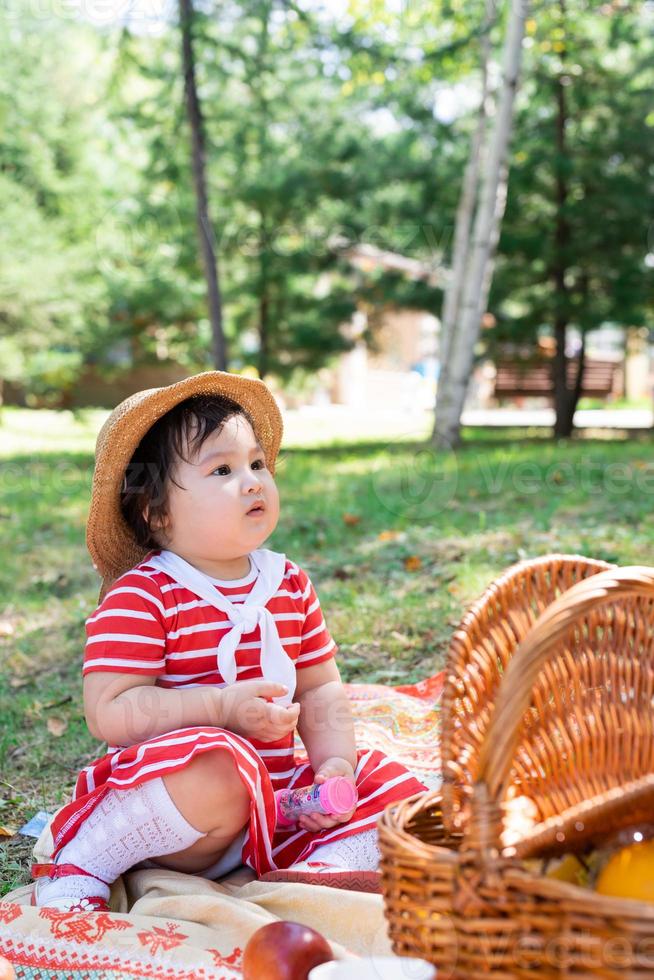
[49,551,427,876]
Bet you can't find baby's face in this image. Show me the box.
[156,415,280,569]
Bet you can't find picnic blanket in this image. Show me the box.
[0,673,443,979]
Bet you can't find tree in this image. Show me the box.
[97,27,217,376]
[179,0,227,370]
[0,5,111,402]
[433,0,529,448]
[99,0,367,383]
[488,0,654,436]
[196,0,363,380]
[304,0,494,345]
[435,0,496,440]
[2,0,650,410]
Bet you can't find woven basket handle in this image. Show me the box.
[467,566,654,857]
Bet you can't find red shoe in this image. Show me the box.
[31,862,111,912]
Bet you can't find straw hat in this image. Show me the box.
[87,371,283,600]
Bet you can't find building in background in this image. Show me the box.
[316,240,444,413]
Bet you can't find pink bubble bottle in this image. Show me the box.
[274,778,358,828]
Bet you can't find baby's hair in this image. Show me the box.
[120,394,255,551]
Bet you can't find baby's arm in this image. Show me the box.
[83,571,297,746]
[295,658,358,776]
[82,574,220,745]
[84,671,222,745]
[84,672,297,746]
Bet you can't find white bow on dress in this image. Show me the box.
[146,548,296,705]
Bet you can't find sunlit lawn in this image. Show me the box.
[1,406,653,894]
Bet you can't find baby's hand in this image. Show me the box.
[298,757,358,833]
[219,680,300,743]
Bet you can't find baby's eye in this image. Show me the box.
[251,459,266,470]
[213,465,231,476]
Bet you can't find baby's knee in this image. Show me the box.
[161,740,255,835]
[192,749,250,811]
[198,746,244,784]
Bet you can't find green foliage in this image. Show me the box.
[489,2,654,346]
[0,10,111,398]
[197,0,363,376]
[94,27,210,371]
[0,0,651,400]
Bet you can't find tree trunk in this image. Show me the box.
[433,0,528,449]
[551,0,580,439]
[258,281,270,379]
[179,0,228,371]
[622,327,630,402]
[255,4,271,380]
[435,0,495,421]
[553,329,586,438]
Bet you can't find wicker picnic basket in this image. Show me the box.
[379,558,654,978]
[440,554,614,834]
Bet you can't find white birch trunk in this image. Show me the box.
[435,0,495,418]
[434,0,528,448]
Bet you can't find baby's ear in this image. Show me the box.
[143,504,167,534]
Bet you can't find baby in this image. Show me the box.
[32,371,427,911]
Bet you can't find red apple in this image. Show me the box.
[0,957,15,980]
[242,920,334,980]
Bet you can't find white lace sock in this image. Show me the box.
[301,827,381,871]
[35,777,206,909]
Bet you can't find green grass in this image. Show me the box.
[577,396,652,411]
[1,407,653,895]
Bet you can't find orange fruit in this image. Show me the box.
[596,840,654,902]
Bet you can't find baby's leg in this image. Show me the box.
[34,747,251,909]
[152,747,251,873]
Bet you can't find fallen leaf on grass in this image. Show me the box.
[47,717,68,737]
[403,555,422,572]
[0,825,17,838]
[26,700,44,719]
[342,513,361,526]
[9,677,30,689]
[378,530,402,542]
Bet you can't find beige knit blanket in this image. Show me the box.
[3,862,393,976]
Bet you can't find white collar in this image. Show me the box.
[147,549,295,704]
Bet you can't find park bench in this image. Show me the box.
[493,354,620,401]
